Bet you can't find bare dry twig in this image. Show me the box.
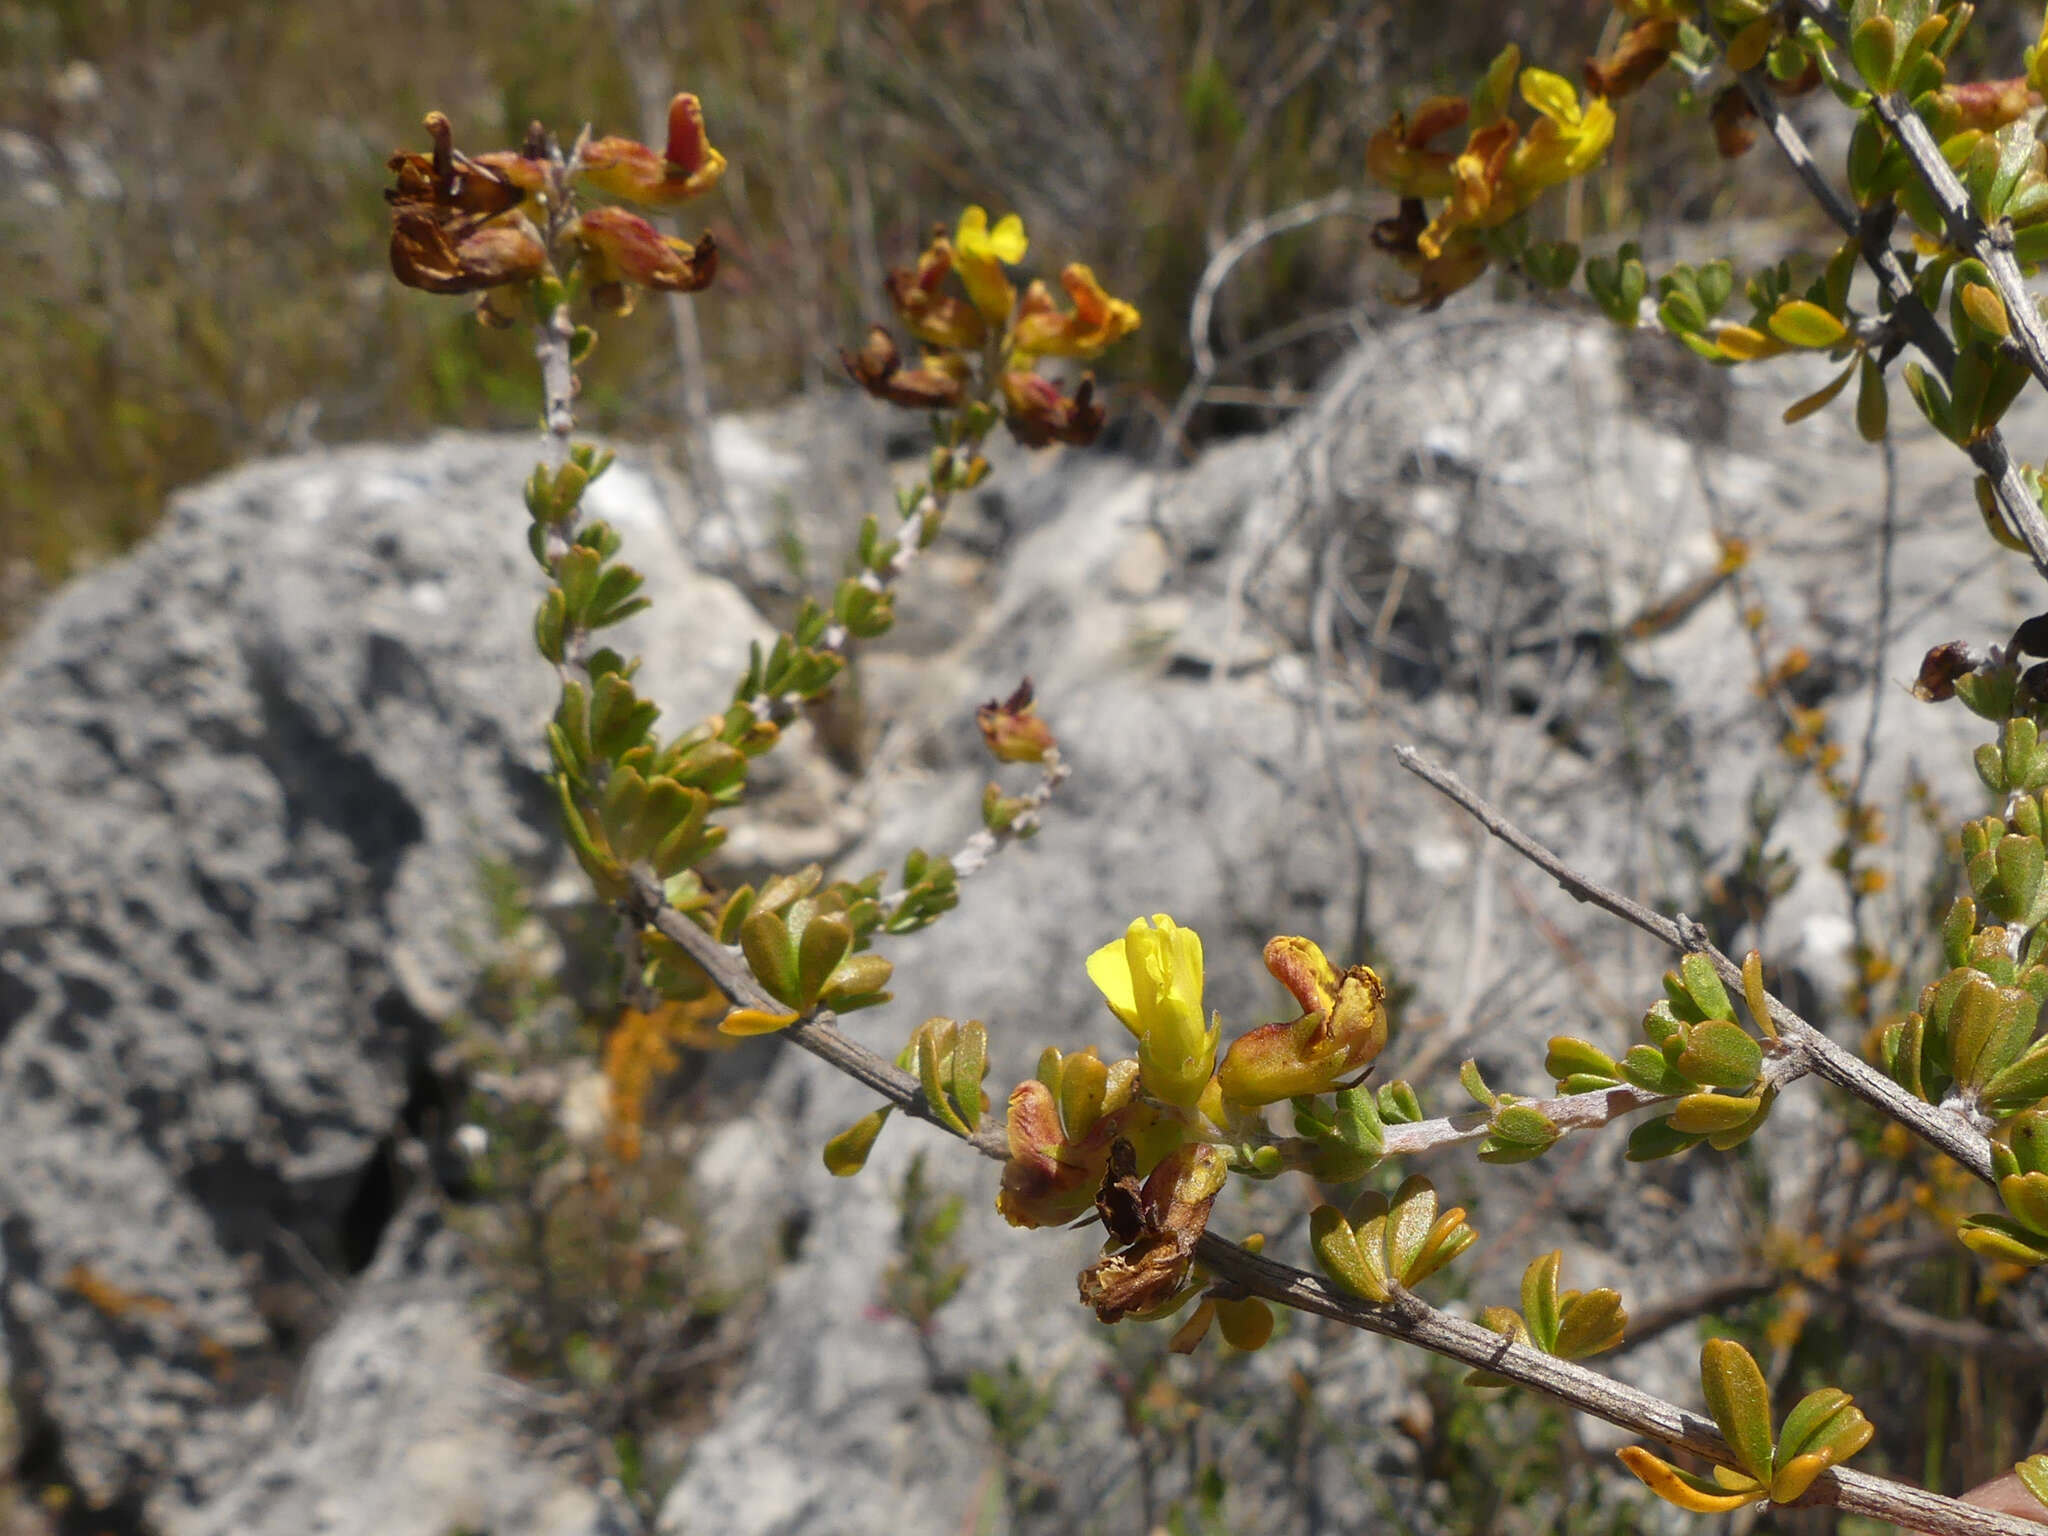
[1392,745,2000,1185]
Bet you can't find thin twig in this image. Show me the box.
[624,836,2018,1530]
[1377,1081,1676,1157]
[623,869,1011,1159]
[619,854,2030,1528]
[1392,745,1999,1185]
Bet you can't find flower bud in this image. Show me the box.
[977,679,1057,763]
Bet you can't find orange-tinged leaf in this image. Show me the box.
[1782,361,1857,424]
[1617,1447,1758,1513]
[1714,323,1777,361]
[719,1005,801,1036]
[1963,281,2012,337]
[1769,1452,1831,1503]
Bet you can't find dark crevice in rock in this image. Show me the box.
[246,654,423,895]
[0,952,40,1040]
[338,1139,402,1276]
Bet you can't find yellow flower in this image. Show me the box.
[954,205,1028,323]
[1012,265,1141,359]
[1087,915,1220,1108]
[1507,70,1615,194]
[1214,936,1388,1105]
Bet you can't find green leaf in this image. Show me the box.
[1387,1175,1439,1282]
[796,912,854,1008]
[1552,1288,1627,1358]
[1768,299,1849,349]
[1680,953,1734,1020]
[819,952,892,1011]
[1523,240,1580,290]
[1696,260,1734,316]
[1490,1103,1562,1148]
[1902,361,1955,440]
[952,1019,989,1128]
[823,1108,890,1175]
[1521,1251,1562,1353]
[1959,1212,2048,1264]
[1626,1117,1705,1161]
[534,586,568,663]
[1621,1043,1690,1095]
[1701,1338,1775,1484]
[1310,1206,1387,1302]
[1670,1091,1764,1134]
[2011,1108,2048,1176]
[1332,1085,1386,1159]
[2014,1454,2048,1515]
[1849,13,1898,92]
[1459,1058,1496,1108]
[739,909,800,1008]
[1847,116,1886,204]
[2001,1170,2048,1235]
[918,1024,972,1136]
[1783,360,1857,423]
[1659,290,1708,336]
[1378,1081,1424,1123]
[1676,1020,1763,1089]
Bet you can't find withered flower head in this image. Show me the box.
[572,205,718,314]
[386,111,532,220]
[884,235,988,351]
[977,678,1057,763]
[840,326,968,411]
[385,112,550,297]
[1912,640,1981,703]
[1076,1141,1228,1323]
[1582,17,1677,100]
[1710,85,1759,159]
[1000,369,1104,448]
[389,206,547,295]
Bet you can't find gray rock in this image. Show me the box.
[0,434,811,1529]
[179,1199,637,1536]
[2,302,2035,1535]
[661,309,2042,1533]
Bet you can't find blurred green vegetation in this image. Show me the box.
[8,0,2035,634]
[0,0,1721,640]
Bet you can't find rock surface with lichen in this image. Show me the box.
[0,310,2037,1534]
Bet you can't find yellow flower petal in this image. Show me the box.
[1086,936,1141,1031]
[987,212,1028,263]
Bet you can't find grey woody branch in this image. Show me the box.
[624,868,1012,1159]
[618,867,2026,1532]
[1790,0,2048,395]
[1393,745,2000,1186]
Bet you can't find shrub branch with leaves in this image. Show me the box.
[379,6,2048,1525]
